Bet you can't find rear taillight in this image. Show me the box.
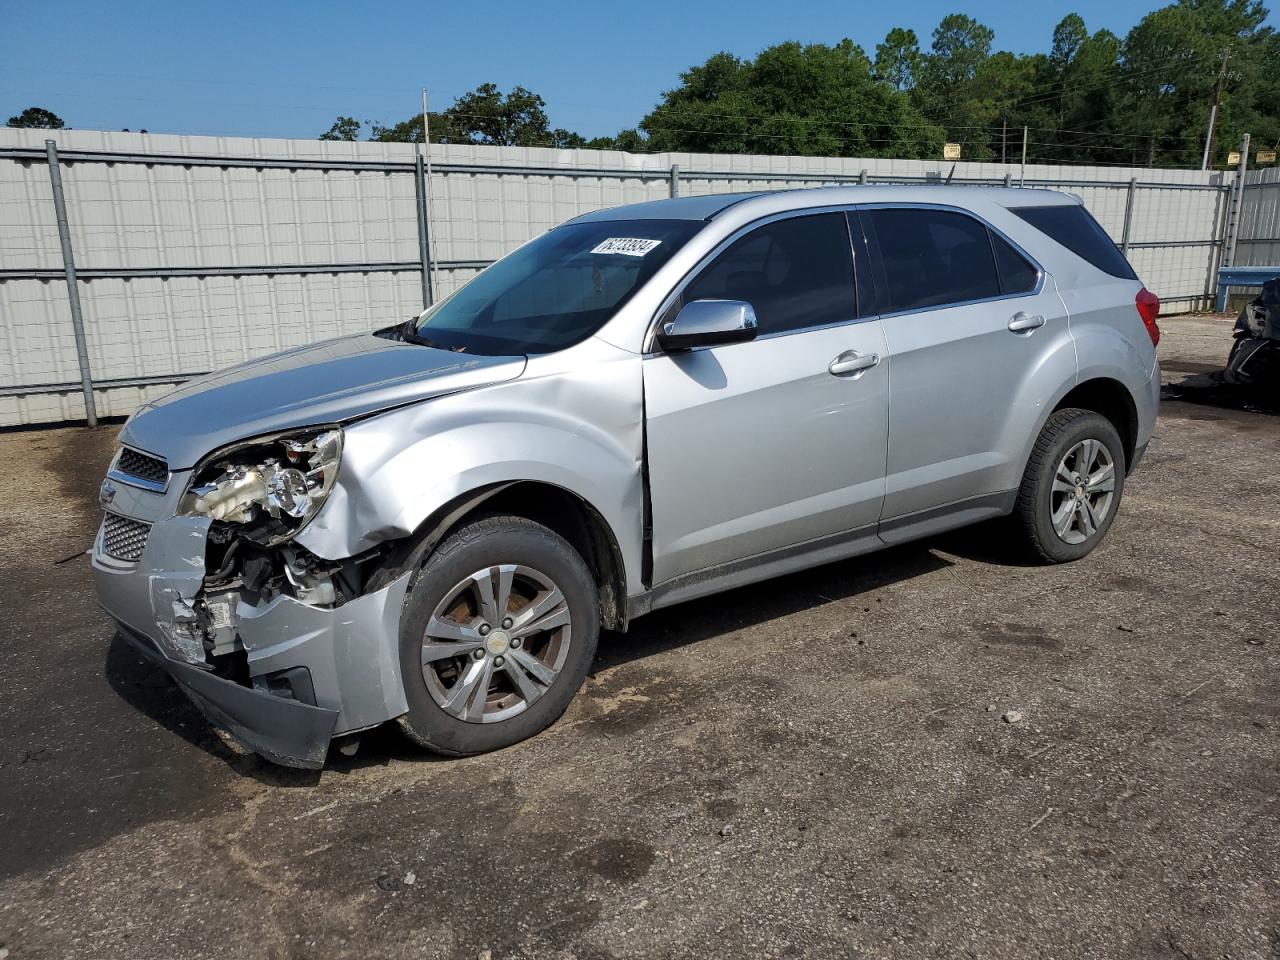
[1136,287,1160,347]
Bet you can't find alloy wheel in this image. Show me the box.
[1049,438,1116,545]
[420,564,572,723]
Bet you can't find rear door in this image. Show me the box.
[857,206,1072,524]
[642,211,889,584]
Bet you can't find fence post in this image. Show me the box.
[669,163,680,198]
[1222,132,1251,269]
[1120,178,1137,254]
[414,152,433,308]
[45,140,97,427]
[859,169,868,185]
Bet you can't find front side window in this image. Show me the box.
[410,218,700,355]
[865,208,1000,313]
[679,213,855,336]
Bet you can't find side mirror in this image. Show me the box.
[658,299,759,351]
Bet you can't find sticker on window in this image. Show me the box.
[590,237,663,257]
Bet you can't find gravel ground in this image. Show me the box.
[0,314,1276,959]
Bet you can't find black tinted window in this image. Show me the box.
[682,213,854,335]
[1011,204,1136,280]
[867,208,1000,312]
[992,232,1038,294]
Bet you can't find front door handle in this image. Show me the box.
[1008,312,1046,333]
[829,350,880,378]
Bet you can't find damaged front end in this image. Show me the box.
[94,428,412,769]
[1226,278,1280,391]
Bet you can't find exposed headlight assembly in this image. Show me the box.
[179,428,342,542]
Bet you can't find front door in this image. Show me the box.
[642,211,889,584]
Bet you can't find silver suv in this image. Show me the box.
[94,186,1161,767]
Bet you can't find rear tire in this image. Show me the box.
[1012,408,1126,564]
[396,515,599,756]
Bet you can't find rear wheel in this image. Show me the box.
[1012,408,1126,563]
[397,515,599,755]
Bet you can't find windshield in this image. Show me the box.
[409,218,701,355]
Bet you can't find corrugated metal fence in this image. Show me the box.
[1233,165,1280,269]
[0,128,1241,427]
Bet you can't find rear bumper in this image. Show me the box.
[117,625,338,769]
[1131,359,1160,473]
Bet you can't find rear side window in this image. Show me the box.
[681,213,855,335]
[992,232,1039,294]
[1010,204,1137,280]
[865,208,1000,312]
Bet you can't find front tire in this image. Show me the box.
[1012,408,1126,564]
[396,515,599,756]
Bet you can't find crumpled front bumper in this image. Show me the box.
[93,475,412,769]
[116,623,340,768]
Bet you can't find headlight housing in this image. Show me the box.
[179,428,342,543]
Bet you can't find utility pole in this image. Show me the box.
[1020,125,1028,186]
[421,88,438,299]
[1202,47,1231,170]
[1001,118,1007,165]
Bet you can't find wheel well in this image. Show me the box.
[1053,378,1138,469]
[407,482,629,632]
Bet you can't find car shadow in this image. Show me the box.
[104,535,1026,779]
[1161,367,1280,416]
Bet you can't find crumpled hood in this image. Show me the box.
[121,333,526,469]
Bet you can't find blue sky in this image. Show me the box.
[3,0,1276,141]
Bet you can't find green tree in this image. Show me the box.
[915,14,1000,157]
[640,40,944,159]
[319,116,361,141]
[875,28,923,91]
[7,106,64,128]
[372,83,577,147]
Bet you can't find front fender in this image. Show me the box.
[297,344,647,595]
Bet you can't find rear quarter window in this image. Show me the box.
[1010,204,1137,280]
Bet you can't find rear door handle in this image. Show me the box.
[828,350,880,378]
[1008,312,1046,333]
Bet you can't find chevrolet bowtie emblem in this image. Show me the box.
[99,479,117,509]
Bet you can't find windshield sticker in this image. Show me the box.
[590,237,663,257]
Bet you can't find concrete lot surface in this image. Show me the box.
[0,315,1277,959]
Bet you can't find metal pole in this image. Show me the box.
[1020,126,1028,187]
[1223,132,1250,268]
[1120,177,1137,253]
[421,88,438,299]
[1001,118,1007,165]
[414,153,432,308]
[45,140,97,427]
[859,169,868,185]
[669,163,680,198]
[1203,48,1230,171]
[1200,103,1218,171]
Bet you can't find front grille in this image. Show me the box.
[102,512,151,562]
[115,447,169,487]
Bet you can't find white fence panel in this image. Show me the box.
[0,128,1240,427]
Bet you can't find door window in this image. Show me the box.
[680,213,855,335]
[865,208,1001,313]
[991,232,1039,295]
